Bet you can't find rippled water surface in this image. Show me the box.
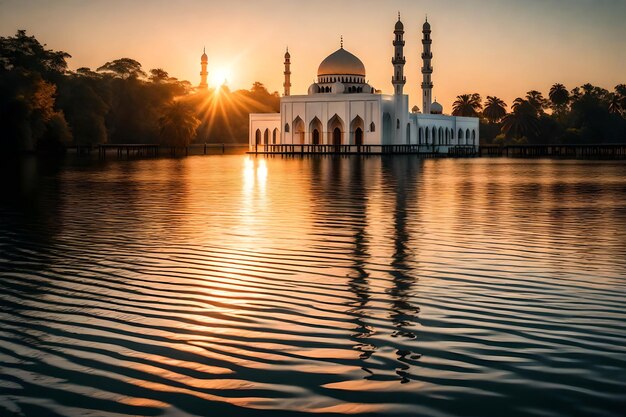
[1,155,626,417]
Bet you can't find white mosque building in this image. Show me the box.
[248,15,479,154]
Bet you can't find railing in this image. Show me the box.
[250,144,478,156]
[479,144,626,159]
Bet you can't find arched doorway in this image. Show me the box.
[309,117,323,145]
[293,116,305,144]
[327,114,345,145]
[418,127,423,144]
[272,128,278,144]
[333,128,341,145]
[255,129,262,145]
[350,116,364,145]
[355,128,363,145]
[263,129,269,145]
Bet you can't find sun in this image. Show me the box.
[210,68,230,88]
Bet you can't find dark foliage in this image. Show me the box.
[0,30,279,153]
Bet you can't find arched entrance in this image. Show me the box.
[309,117,323,145]
[327,114,344,145]
[263,129,269,145]
[355,128,363,145]
[255,129,262,145]
[332,128,341,145]
[293,116,305,144]
[313,129,320,144]
[350,116,364,145]
[272,128,278,144]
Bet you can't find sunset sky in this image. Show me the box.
[1,0,625,111]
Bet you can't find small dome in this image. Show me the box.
[285,50,290,59]
[411,105,420,113]
[423,20,431,31]
[332,81,345,94]
[201,48,208,62]
[308,83,319,95]
[431,101,443,114]
[318,48,366,77]
[395,19,404,31]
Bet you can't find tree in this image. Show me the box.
[97,58,146,79]
[452,93,482,117]
[0,30,71,79]
[159,101,200,147]
[549,83,569,114]
[501,98,540,139]
[526,90,548,115]
[483,96,507,123]
[149,68,169,83]
[608,94,622,115]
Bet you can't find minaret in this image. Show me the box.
[421,17,433,114]
[283,47,291,97]
[392,12,406,96]
[392,13,408,144]
[199,47,208,90]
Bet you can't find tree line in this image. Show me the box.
[0,30,279,153]
[451,84,626,145]
[2,30,625,154]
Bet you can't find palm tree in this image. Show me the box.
[549,83,569,113]
[483,96,507,123]
[615,84,626,111]
[608,94,622,115]
[159,101,201,147]
[501,98,540,139]
[525,90,548,115]
[452,93,482,117]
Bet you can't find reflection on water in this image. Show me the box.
[1,155,626,417]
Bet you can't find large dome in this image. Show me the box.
[317,48,365,77]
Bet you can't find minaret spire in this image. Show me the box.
[392,14,406,96]
[392,14,408,144]
[199,47,208,90]
[283,46,291,97]
[421,17,433,114]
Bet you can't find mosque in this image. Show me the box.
[243,15,479,153]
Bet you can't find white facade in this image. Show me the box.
[249,16,479,153]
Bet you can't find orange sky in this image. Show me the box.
[1,0,625,111]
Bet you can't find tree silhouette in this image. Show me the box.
[452,93,482,117]
[549,83,569,114]
[483,96,507,123]
[159,101,200,147]
[97,58,146,79]
[502,98,540,140]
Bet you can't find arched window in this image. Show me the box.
[466,129,471,143]
[284,123,290,133]
[397,119,400,129]
[472,130,476,144]
[370,122,376,132]
[406,123,411,145]
[255,129,262,145]
[432,127,436,143]
[425,127,430,141]
[458,128,463,143]
[418,127,423,144]
[263,128,269,145]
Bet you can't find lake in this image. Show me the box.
[1,155,625,417]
